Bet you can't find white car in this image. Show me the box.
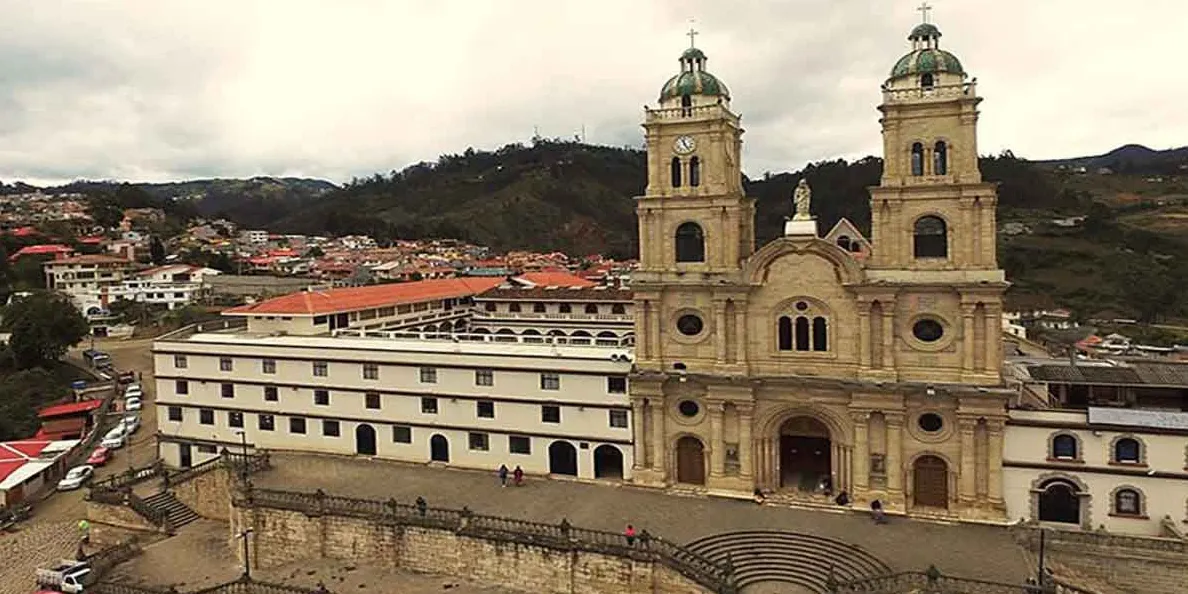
[101,427,127,449]
[125,397,142,411]
[57,465,95,491]
[124,386,143,398]
[120,415,141,433]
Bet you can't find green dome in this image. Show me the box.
[660,69,730,101]
[909,23,941,40]
[890,48,965,78]
[681,47,707,60]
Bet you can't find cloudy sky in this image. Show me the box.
[0,0,1184,185]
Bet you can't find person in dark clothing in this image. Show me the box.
[834,490,850,506]
[752,488,766,505]
[498,464,509,487]
[870,499,887,524]
[513,465,524,486]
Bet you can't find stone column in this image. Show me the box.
[984,304,1003,373]
[886,414,904,495]
[961,303,976,373]
[733,306,747,364]
[739,406,754,479]
[709,402,725,477]
[958,418,977,502]
[713,303,727,364]
[857,306,872,369]
[851,411,870,492]
[987,421,1005,504]
[649,400,667,476]
[881,307,895,369]
[631,400,647,470]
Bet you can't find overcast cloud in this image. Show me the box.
[0,0,1184,185]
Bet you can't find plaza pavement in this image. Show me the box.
[255,452,1034,585]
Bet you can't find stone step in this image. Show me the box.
[142,492,200,529]
[686,530,891,593]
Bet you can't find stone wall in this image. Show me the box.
[86,500,160,546]
[1017,528,1188,594]
[235,497,718,594]
[170,464,234,521]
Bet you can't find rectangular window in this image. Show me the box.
[509,435,531,455]
[609,409,629,428]
[289,417,307,434]
[362,363,379,380]
[199,409,214,425]
[313,361,328,377]
[392,425,412,443]
[365,392,381,410]
[167,406,182,422]
[469,432,489,451]
[314,389,330,406]
[313,315,328,325]
[421,397,438,414]
[540,373,560,391]
[197,444,217,454]
[322,420,340,437]
[173,354,187,369]
[219,357,233,372]
[221,383,235,398]
[541,405,561,424]
[475,369,494,386]
[262,359,276,374]
[259,414,275,431]
[476,400,495,419]
[175,380,189,395]
[264,386,279,402]
[228,411,244,428]
[419,367,437,383]
[607,376,627,394]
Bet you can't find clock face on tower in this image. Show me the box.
[673,135,696,155]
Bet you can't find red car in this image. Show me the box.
[86,446,111,466]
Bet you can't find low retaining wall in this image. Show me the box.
[234,488,733,594]
[1016,527,1188,594]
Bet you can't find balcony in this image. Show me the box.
[882,81,977,104]
[332,328,634,349]
[471,310,632,323]
[644,104,739,125]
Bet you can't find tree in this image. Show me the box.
[0,292,88,369]
[106,298,153,325]
[0,368,69,440]
[87,195,124,229]
[150,236,167,265]
[1106,253,1184,324]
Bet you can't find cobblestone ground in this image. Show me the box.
[257,452,1033,584]
[0,520,80,594]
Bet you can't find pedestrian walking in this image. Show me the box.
[513,465,524,487]
[624,524,636,546]
[870,499,887,524]
[498,464,509,487]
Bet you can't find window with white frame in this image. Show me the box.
[609,409,629,428]
[420,367,438,383]
[540,373,560,391]
[362,363,379,380]
[313,361,328,377]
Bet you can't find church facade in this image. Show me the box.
[628,18,1012,521]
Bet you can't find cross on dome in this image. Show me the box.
[917,2,933,24]
[687,24,699,48]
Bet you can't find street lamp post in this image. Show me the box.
[236,527,254,579]
[233,428,250,483]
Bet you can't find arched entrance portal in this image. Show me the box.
[1038,480,1081,524]
[429,434,450,463]
[912,455,949,509]
[355,424,377,456]
[548,441,578,476]
[593,445,624,479]
[675,436,706,485]
[779,417,831,493]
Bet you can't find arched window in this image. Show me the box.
[913,215,948,259]
[794,317,810,351]
[559,303,571,314]
[611,304,626,315]
[532,303,546,313]
[910,143,924,176]
[671,157,682,187]
[584,304,598,314]
[689,156,701,187]
[812,317,828,351]
[777,316,793,351]
[680,94,692,116]
[1051,434,1078,460]
[1113,488,1142,516]
[675,222,705,263]
[1113,437,1142,464]
[921,73,934,89]
[934,141,948,175]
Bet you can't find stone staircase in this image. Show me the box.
[685,530,891,594]
[142,491,200,529]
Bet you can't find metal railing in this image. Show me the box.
[330,328,634,348]
[832,567,1096,594]
[240,487,735,594]
[92,577,331,594]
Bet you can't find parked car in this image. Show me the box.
[101,427,127,449]
[35,560,92,593]
[124,397,142,411]
[120,415,140,433]
[85,446,111,466]
[124,384,142,398]
[117,371,136,384]
[56,466,94,491]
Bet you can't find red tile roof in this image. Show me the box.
[38,399,103,419]
[46,254,130,266]
[224,277,504,316]
[516,271,595,288]
[0,440,52,483]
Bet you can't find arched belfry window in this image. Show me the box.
[794,317,810,350]
[680,94,692,117]
[689,156,701,187]
[910,143,924,176]
[778,316,793,351]
[778,301,830,353]
[921,73,934,90]
[671,157,682,188]
[812,317,828,351]
[674,222,705,263]
[913,215,948,259]
[934,141,948,175]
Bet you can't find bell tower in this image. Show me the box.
[867,6,1001,278]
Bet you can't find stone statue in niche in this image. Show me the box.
[792,179,813,221]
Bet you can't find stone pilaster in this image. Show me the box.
[649,400,667,477]
[850,410,870,492]
[631,400,647,471]
[987,420,1005,505]
[708,401,724,477]
[885,413,904,498]
[958,417,978,502]
[738,405,754,480]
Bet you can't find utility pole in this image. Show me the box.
[236,527,254,579]
[1036,528,1046,588]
